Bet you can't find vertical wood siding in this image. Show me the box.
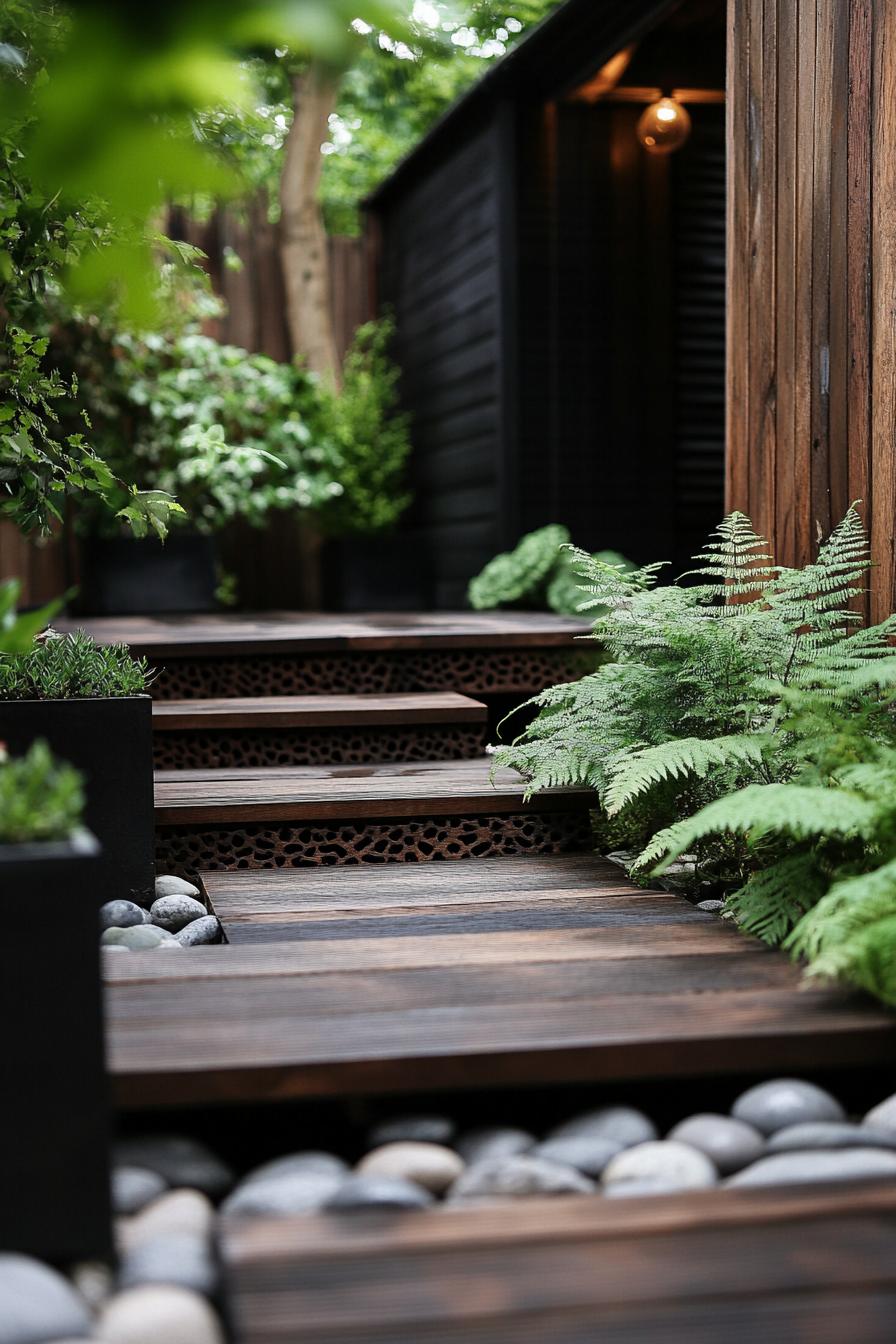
[727,0,894,620]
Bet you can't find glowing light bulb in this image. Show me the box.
[636,97,691,155]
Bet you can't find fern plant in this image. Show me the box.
[495,505,891,852]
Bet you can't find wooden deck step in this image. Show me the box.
[152,693,488,769]
[153,758,594,872]
[220,1182,896,1344]
[62,611,590,700]
[104,856,896,1107]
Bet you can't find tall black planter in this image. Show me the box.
[0,830,112,1262]
[77,533,217,615]
[0,697,154,905]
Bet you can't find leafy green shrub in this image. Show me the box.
[0,629,150,700]
[314,316,412,535]
[468,525,571,610]
[0,740,84,844]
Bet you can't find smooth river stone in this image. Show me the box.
[119,1190,215,1252]
[100,900,150,931]
[863,1093,896,1132]
[154,875,201,900]
[222,1170,345,1217]
[766,1121,896,1153]
[239,1152,348,1186]
[667,1113,765,1175]
[455,1127,536,1165]
[731,1079,845,1135]
[175,916,221,946]
[368,1114,456,1147]
[549,1106,658,1149]
[150,895,207,932]
[97,1285,223,1344]
[324,1175,435,1211]
[448,1155,595,1203]
[533,1135,623,1178]
[118,1234,217,1298]
[114,1136,233,1199]
[102,925,181,950]
[112,1165,168,1215]
[728,1148,896,1188]
[0,1253,92,1344]
[602,1141,718,1195]
[358,1142,464,1194]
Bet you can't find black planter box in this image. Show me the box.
[0,696,154,905]
[323,532,432,611]
[0,830,112,1262]
[77,533,217,615]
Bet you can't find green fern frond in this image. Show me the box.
[681,511,777,597]
[803,913,896,1006]
[603,733,774,816]
[786,857,896,961]
[725,852,829,946]
[635,783,879,873]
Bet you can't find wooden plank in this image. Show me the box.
[870,0,896,623]
[152,693,487,731]
[62,611,590,657]
[220,1183,896,1344]
[153,758,593,825]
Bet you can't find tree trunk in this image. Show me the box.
[279,66,341,387]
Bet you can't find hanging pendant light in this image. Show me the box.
[636,96,691,155]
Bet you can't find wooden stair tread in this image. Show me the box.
[104,856,896,1106]
[154,757,590,824]
[220,1182,896,1343]
[63,610,589,657]
[152,692,487,731]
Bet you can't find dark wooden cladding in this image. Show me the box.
[222,1183,896,1344]
[727,0,895,620]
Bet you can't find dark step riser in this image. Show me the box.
[153,724,487,770]
[155,811,592,875]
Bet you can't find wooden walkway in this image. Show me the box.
[221,1182,896,1344]
[104,856,896,1108]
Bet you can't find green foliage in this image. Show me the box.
[314,316,412,535]
[0,579,62,654]
[496,505,885,842]
[64,314,410,538]
[0,629,151,700]
[0,739,84,844]
[468,525,570,610]
[545,547,634,617]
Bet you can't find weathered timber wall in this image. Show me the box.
[726,0,896,620]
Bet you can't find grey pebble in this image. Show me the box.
[100,900,150,931]
[118,1233,217,1298]
[358,1142,464,1194]
[454,1127,535,1165]
[731,1078,845,1135]
[532,1135,623,1178]
[766,1121,896,1153]
[222,1170,345,1217]
[696,899,725,913]
[239,1152,348,1186]
[667,1113,765,1175]
[155,875,201,899]
[102,925,182,950]
[114,1136,233,1199]
[448,1155,595,1203]
[368,1114,455,1147]
[728,1148,896,1188]
[602,1141,718,1194]
[549,1106,657,1149]
[151,895,207,932]
[324,1174,434,1211]
[112,1165,169,1215]
[175,916,221,947]
[0,1253,92,1344]
[864,1092,896,1132]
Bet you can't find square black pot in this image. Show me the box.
[0,696,154,905]
[0,830,112,1262]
